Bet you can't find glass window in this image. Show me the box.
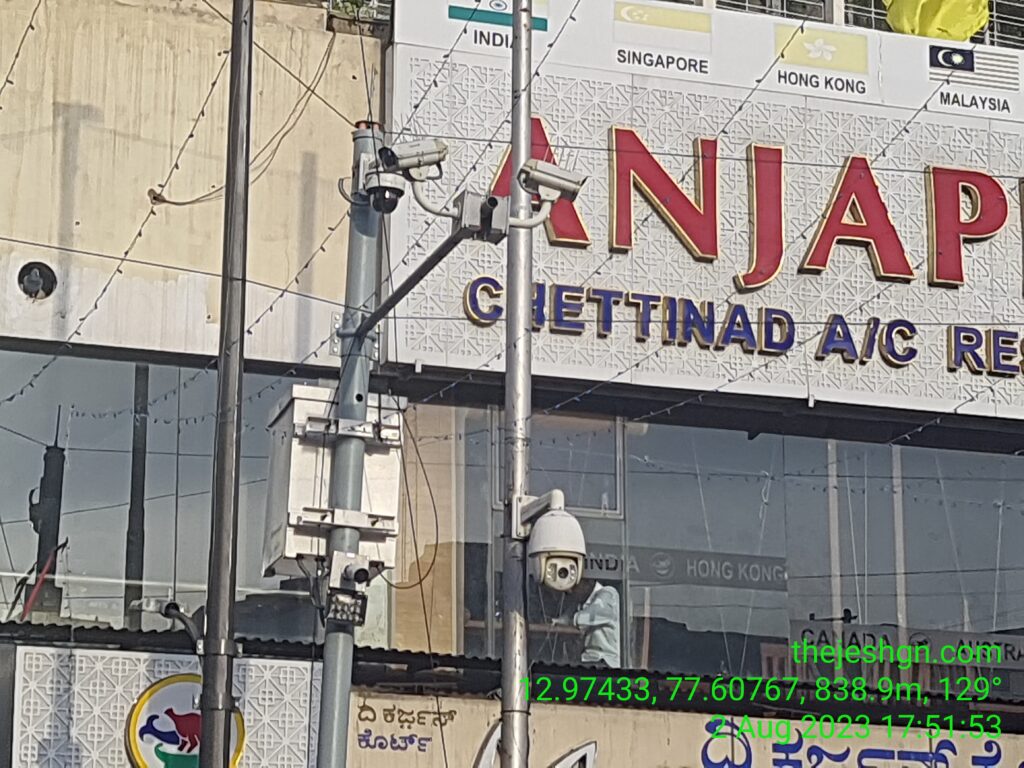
[499,414,620,514]
[626,424,786,675]
[845,0,888,30]
[0,348,317,639]
[716,0,826,22]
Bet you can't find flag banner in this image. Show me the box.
[775,24,869,74]
[448,0,549,31]
[887,0,988,42]
[613,1,712,53]
[929,44,1020,91]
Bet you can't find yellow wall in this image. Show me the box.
[0,0,380,363]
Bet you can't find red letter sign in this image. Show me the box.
[491,117,590,246]
[609,128,718,260]
[800,156,913,281]
[736,145,785,291]
[926,167,1008,287]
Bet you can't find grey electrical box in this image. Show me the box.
[262,385,402,578]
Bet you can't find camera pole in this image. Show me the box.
[500,1,534,766]
[199,0,253,763]
[317,122,383,768]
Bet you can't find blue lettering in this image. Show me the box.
[947,325,984,374]
[816,314,858,362]
[532,282,547,330]
[715,304,757,352]
[880,319,917,368]
[759,307,794,355]
[463,276,503,325]
[627,292,662,341]
[586,288,624,337]
[551,284,586,334]
[680,299,715,347]
[986,329,1019,376]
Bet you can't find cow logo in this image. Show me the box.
[125,674,245,768]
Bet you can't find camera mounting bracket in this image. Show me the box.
[512,489,566,540]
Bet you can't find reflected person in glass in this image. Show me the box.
[554,578,621,668]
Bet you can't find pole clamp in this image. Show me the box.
[200,638,241,658]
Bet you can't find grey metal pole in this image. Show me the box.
[199,0,253,763]
[124,363,149,631]
[501,2,533,767]
[318,123,383,768]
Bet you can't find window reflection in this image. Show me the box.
[12,355,1024,691]
[0,348,314,637]
[626,424,786,676]
[396,406,1024,698]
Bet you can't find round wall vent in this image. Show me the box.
[18,262,57,299]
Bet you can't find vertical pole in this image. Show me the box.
[199,0,253,763]
[826,440,842,662]
[318,123,383,768]
[501,2,533,766]
[124,363,149,631]
[27,411,66,615]
[891,446,909,680]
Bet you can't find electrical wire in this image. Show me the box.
[0,499,14,604]
[369,0,587,307]
[0,0,44,113]
[0,422,46,446]
[0,49,232,409]
[388,132,1024,184]
[65,32,356,424]
[390,0,485,142]
[153,34,337,208]
[199,0,357,128]
[67,212,348,425]
[3,3,359,420]
[0,232,348,308]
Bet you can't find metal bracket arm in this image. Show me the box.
[298,506,398,536]
[298,417,401,447]
[512,489,565,539]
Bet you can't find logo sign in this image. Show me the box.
[585,546,788,591]
[613,1,712,53]
[125,674,245,768]
[448,0,549,31]
[776,24,868,74]
[929,44,1020,90]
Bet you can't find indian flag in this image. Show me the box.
[775,24,869,74]
[448,0,549,32]
[613,1,712,53]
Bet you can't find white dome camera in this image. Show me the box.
[362,166,407,214]
[527,507,586,592]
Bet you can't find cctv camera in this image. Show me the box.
[527,508,586,592]
[343,564,371,584]
[517,159,587,203]
[377,138,449,174]
[363,167,407,213]
[329,551,376,589]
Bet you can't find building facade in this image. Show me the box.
[5,0,1024,765]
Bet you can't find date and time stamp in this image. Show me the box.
[519,675,1005,740]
